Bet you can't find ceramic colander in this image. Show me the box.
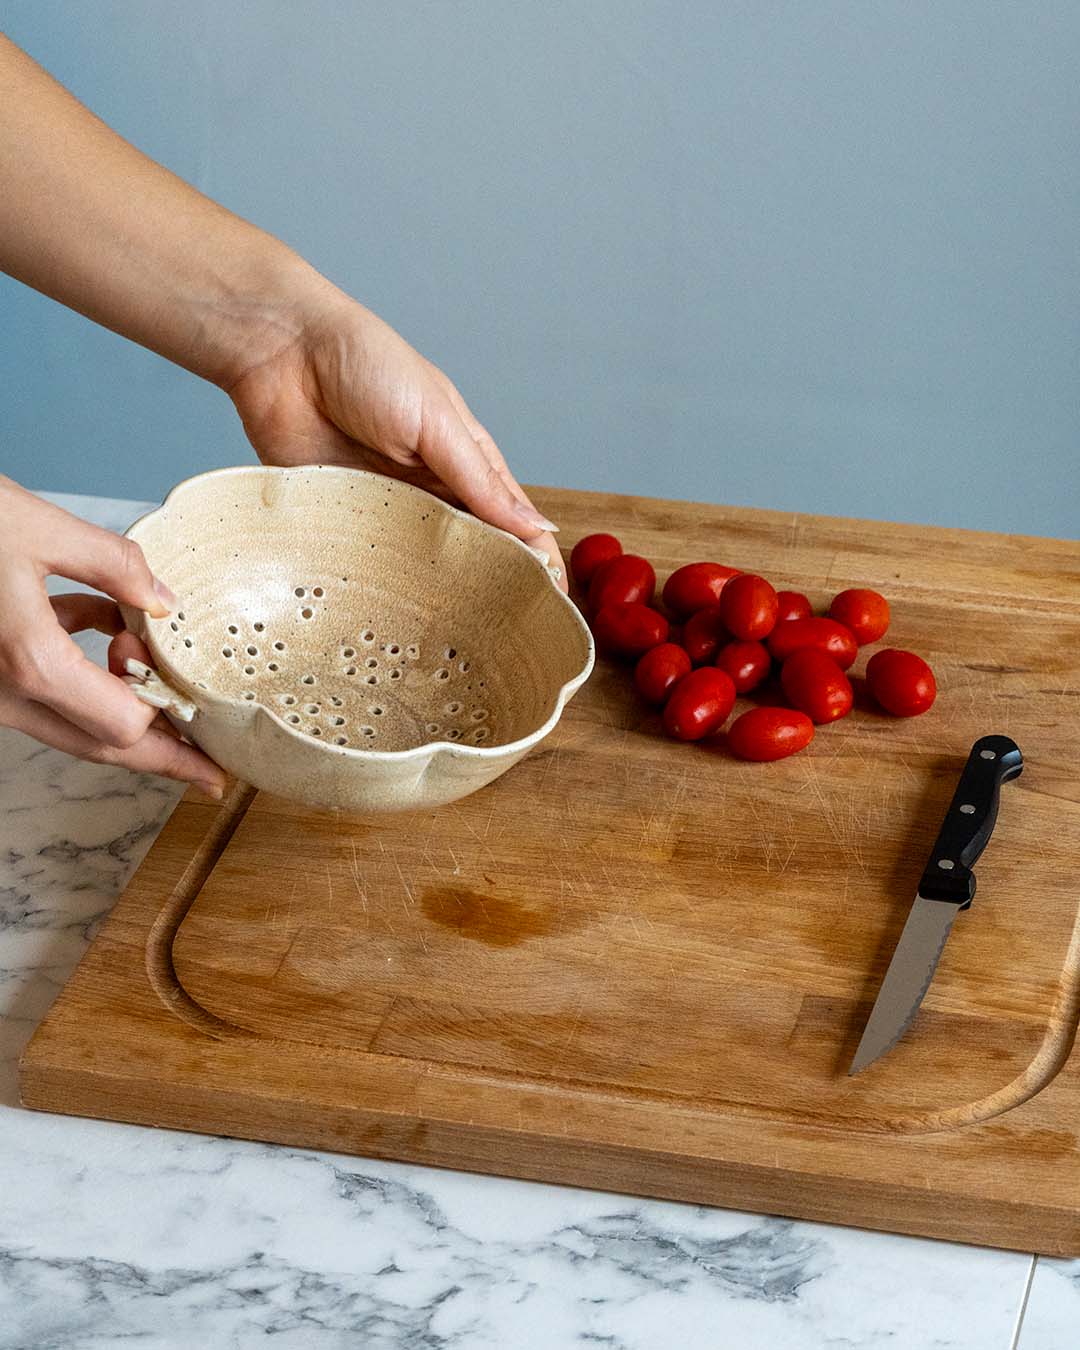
[120,465,593,813]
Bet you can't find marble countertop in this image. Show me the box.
[1,491,1076,1350]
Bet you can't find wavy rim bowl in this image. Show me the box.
[124,465,595,763]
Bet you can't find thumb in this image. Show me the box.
[45,511,176,619]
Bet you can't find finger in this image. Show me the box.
[0,695,226,796]
[1,567,159,748]
[416,393,558,543]
[438,385,566,589]
[39,503,176,619]
[107,628,152,677]
[50,593,124,636]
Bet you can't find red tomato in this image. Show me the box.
[776,590,813,623]
[714,640,771,694]
[634,642,692,704]
[593,603,669,659]
[661,562,741,618]
[681,606,729,665]
[662,668,737,741]
[829,588,890,645]
[728,707,815,761]
[718,573,779,641]
[766,617,858,670]
[589,555,656,611]
[570,533,622,587]
[779,648,854,724]
[866,649,937,717]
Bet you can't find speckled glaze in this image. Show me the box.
[121,466,593,813]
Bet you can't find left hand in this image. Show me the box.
[224,287,566,587]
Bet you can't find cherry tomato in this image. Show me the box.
[662,562,741,618]
[570,533,622,587]
[718,573,779,641]
[766,617,858,670]
[776,590,813,623]
[634,642,692,704]
[866,649,937,717]
[829,588,890,645]
[714,640,771,694]
[589,554,656,612]
[779,648,854,723]
[593,603,669,660]
[728,707,814,761]
[663,667,737,741]
[681,605,729,665]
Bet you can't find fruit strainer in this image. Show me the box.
[120,465,593,813]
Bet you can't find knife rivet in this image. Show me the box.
[980,749,997,760]
[959,804,976,815]
[938,858,956,870]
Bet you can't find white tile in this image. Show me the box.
[1016,1257,1080,1349]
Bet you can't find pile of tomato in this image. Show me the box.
[570,533,936,762]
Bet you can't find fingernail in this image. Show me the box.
[517,504,559,533]
[153,577,178,611]
[196,779,225,801]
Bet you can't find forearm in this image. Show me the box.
[0,32,323,388]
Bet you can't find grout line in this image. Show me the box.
[1008,1254,1038,1350]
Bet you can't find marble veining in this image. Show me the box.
[0,493,1047,1348]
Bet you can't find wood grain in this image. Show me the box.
[19,489,1080,1254]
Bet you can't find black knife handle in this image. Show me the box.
[918,735,1023,907]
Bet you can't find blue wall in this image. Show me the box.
[2,2,1077,536]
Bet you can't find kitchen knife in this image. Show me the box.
[849,734,1023,1075]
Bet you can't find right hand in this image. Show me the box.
[0,477,226,796]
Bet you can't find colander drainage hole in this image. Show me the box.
[435,668,450,681]
[177,612,186,622]
[273,641,286,652]
[405,645,420,660]
[309,726,322,736]
[294,587,305,598]
[446,702,462,715]
[445,647,457,660]
[227,625,239,635]
[365,657,378,669]
[246,646,258,656]
[288,714,300,724]
[282,695,296,705]
[447,728,462,740]
[253,622,265,632]
[183,638,193,648]
[389,668,402,681]
[474,729,489,742]
[342,647,355,659]
[169,621,178,632]
[243,692,255,701]
[300,608,313,620]
[345,666,357,676]
[244,666,255,676]
[365,674,378,686]
[386,644,400,656]
[268,662,279,672]
[360,725,376,737]
[302,675,316,685]
[330,696,344,707]
[425,723,440,735]
[459,661,471,673]
[361,629,375,643]
[306,704,320,715]
[471,709,488,721]
[312,587,324,598]
[371,706,384,716]
[331,716,346,726]
[334,736,348,746]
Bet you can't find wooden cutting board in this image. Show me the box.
[20,488,1080,1254]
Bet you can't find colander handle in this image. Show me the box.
[123,658,197,723]
[528,546,563,584]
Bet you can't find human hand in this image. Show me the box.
[0,478,227,795]
[224,287,566,588]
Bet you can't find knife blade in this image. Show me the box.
[849,733,1023,1075]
